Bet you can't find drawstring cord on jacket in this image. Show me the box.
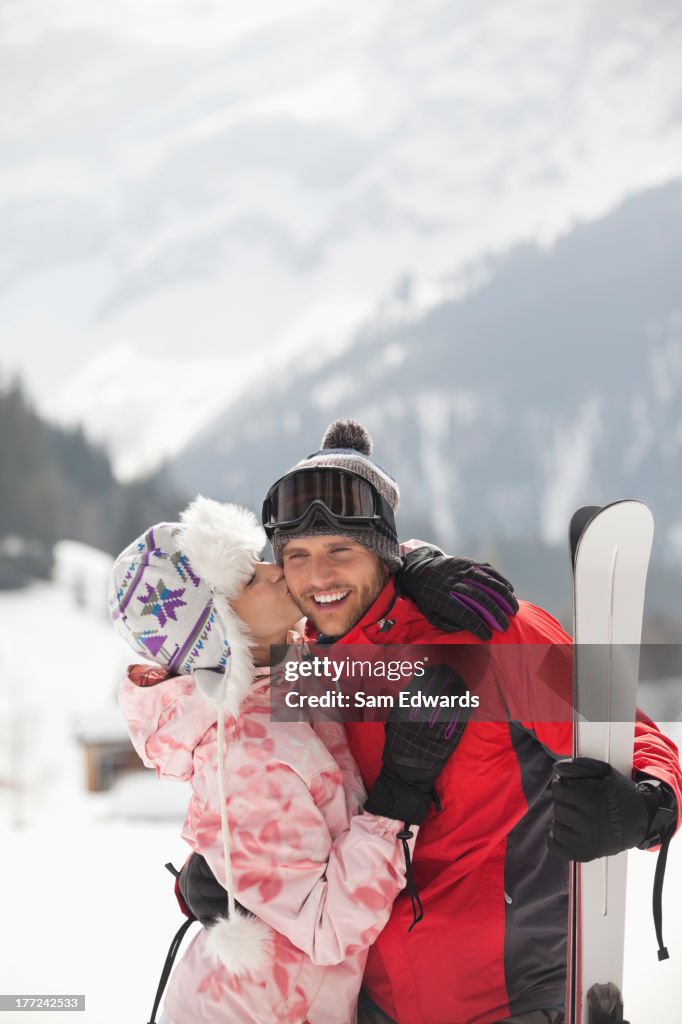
[640,778,676,962]
[653,832,672,961]
[397,827,423,931]
[146,863,197,1024]
[398,788,443,931]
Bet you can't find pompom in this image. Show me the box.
[321,418,373,455]
[205,912,274,976]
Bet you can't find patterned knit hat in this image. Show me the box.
[109,497,265,714]
[270,418,401,570]
[109,497,273,976]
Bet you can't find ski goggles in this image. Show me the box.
[262,467,397,539]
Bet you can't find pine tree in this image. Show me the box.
[0,373,186,588]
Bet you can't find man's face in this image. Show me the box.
[280,534,390,637]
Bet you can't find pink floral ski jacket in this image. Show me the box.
[119,667,415,1024]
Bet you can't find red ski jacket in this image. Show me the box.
[307,579,682,1024]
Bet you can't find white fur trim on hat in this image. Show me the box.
[205,912,274,976]
[178,496,265,716]
[179,496,265,598]
[209,595,256,716]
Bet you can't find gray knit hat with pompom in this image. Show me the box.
[270,418,401,570]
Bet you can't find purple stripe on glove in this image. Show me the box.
[448,590,504,633]
[464,578,518,617]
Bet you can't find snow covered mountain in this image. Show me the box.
[1,0,681,478]
[168,181,682,574]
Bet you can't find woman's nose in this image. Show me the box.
[261,562,284,583]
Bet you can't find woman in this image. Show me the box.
[110,496,516,1024]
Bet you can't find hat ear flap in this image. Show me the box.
[203,595,256,714]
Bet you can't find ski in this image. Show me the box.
[566,500,654,1024]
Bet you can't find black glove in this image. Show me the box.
[396,545,519,640]
[548,757,677,862]
[364,665,471,825]
[177,853,227,926]
[586,982,629,1024]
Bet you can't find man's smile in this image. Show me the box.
[311,590,352,607]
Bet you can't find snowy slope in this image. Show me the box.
[0,581,127,824]
[0,548,192,1021]
[1,0,681,478]
[1,820,189,1022]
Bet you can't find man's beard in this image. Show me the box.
[293,564,389,638]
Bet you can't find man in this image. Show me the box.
[183,418,681,1024]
